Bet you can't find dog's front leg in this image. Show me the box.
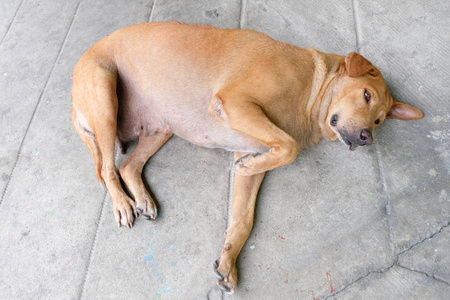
[214,152,265,294]
[209,96,298,176]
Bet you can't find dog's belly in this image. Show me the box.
[117,90,268,154]
[168,113,269,153]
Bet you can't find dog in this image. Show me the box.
[71,22,423,293]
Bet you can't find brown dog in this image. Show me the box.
[71,22,423,293]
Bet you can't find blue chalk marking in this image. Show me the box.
[144,254,153,261]
[153,229,158,234]
[165,286,171,294]
[169,245,174,249]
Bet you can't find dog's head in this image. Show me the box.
[324,52,423,150]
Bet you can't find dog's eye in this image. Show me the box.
[375,119,380,125]
[364,89,371,103]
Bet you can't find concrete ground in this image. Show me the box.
[1,0,449,299]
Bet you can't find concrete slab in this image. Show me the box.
[0,0,449,299]
[0,0,80,196]
[230,141,394,299]
[150,0,241,28]
[243,0,356,53]
[355,0,450,264]
[0,0,152,298]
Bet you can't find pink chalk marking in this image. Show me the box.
[255,233,257,238]
[327,272,333,293]
[284,280,289,284]
[281,236,285,240]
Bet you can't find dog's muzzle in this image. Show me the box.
[338,129,373,151]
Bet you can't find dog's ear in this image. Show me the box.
[345,52,378,77]
[387,100,424,120]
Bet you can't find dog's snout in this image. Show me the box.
[359,129,373,145]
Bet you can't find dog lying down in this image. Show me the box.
[71,22,423,293]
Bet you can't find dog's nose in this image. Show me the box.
[359,129,373,145]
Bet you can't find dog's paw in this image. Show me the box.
[213,257,237,294]
[113,196,137,228]
[234,153,264,176]
[135,193,157,220]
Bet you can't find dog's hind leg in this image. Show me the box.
[71,105,104,184]
[214,152,265,294]
[89,67,139,228]
[119,132,172,220]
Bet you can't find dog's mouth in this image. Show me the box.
[336,130,372,151]
[342,136,358,151]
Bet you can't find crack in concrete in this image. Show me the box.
[398,220,450,255]
[325,220,450,299]
[396,264,450,286]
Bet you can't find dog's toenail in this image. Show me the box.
[218,282,230,292]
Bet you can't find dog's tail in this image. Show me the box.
[71,105,104,185]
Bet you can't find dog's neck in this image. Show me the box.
[304,48,344,143]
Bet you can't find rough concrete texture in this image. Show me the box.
[0,0,449,299]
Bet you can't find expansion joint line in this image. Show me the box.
[226,154,235,229]
[239,0,246,29]
[219,154,235,300]
[0,1,81,208]
[148,0,157,22]
[351,0,362,53]
[78,189,109,299]
[0,0,24,47]
[372,143,395,254]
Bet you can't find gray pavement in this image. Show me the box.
[0,0,449,299]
